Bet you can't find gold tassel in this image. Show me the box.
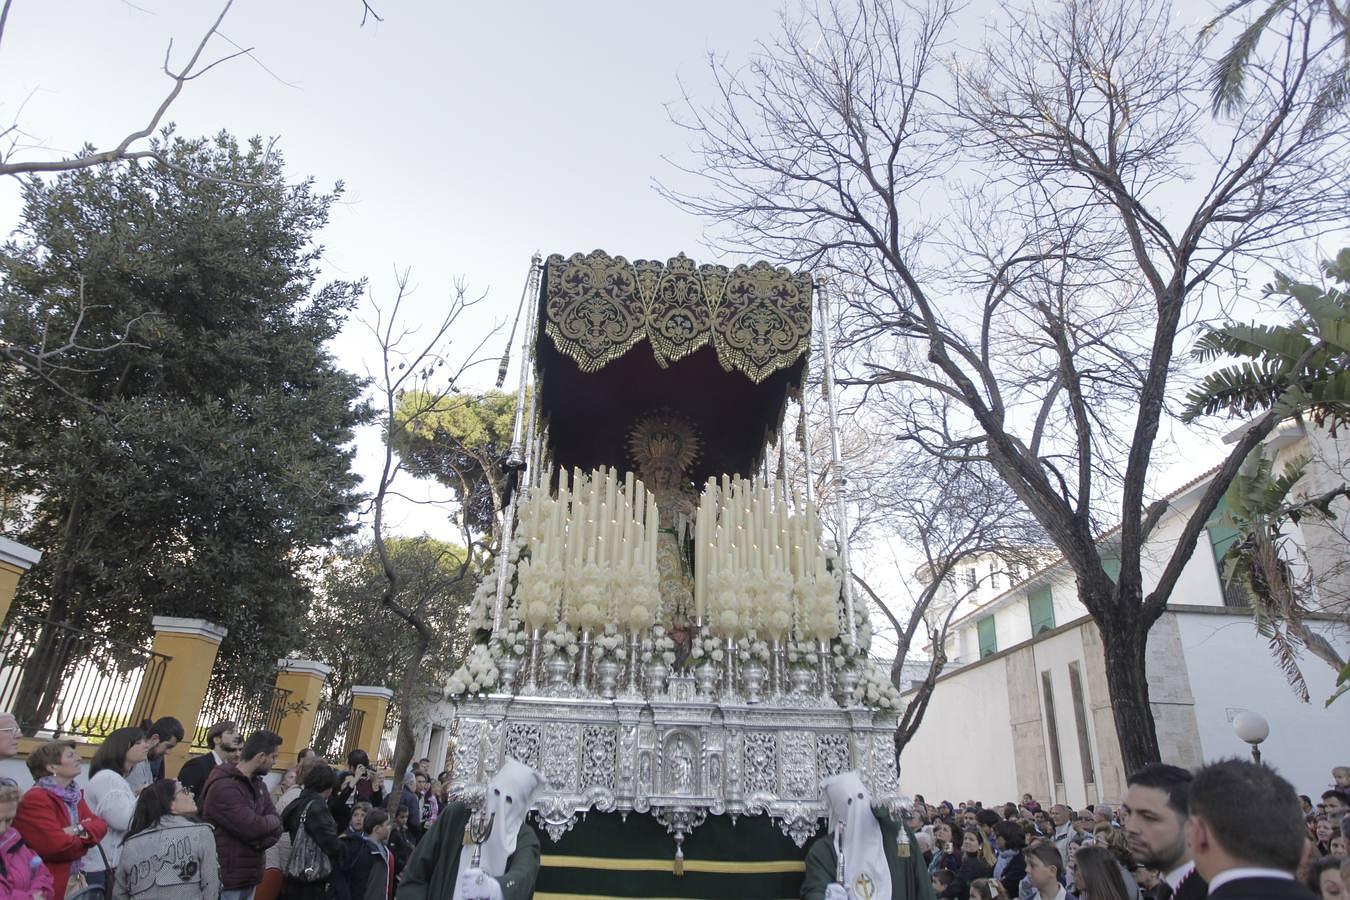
[673,847,684,876]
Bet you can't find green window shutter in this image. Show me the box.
[1207,495,1241,565]
[977,616,997,658]
[1102,557,1121,583]
[1029,586,1055,635]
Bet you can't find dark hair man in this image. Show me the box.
[1187,758,1316,900]
[178,720,240,798]
[127,716,184,792]
[333,747,384,833]
[1123,763,1205,900]
[1322,789,1349,819]
[200,730,284,900]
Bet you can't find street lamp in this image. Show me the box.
[1232,710,1270,764]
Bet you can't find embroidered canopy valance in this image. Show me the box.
[540,251,813,384]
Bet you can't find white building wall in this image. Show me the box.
[898,652,1019,803]
[1175,609,1350,797]
[1027,626,1099,809]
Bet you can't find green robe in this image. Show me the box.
[801,810,936,900]
[395,803,541,900]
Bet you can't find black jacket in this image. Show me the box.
[999,852,1027,900]
[178,752,219,799]
[1208,876,1315,900]
[280,791,341,862]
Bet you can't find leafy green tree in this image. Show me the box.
[1183,249,1350,703]
[0,133,371,723]
[390,390,515,543]
[301,536,474,756]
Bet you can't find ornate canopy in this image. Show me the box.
[536,251,812,482]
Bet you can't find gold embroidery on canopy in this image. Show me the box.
[542,251,811,383]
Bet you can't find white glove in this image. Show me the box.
[825,883,850,900]
[457,868,504,900]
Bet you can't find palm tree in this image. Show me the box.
[1183,248,1350,704]
[1203,0,1349,118]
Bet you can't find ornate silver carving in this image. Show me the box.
[663,731,699,795]
[744,732,776,795]
[453,718,483,782]
[541,722,578,793]
[780,731,815,798]
[816,733,850,779]
[505,722,540,769]
[581,725,617,790]
[447,693,902,855]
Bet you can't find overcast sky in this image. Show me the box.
[2,1,1316,628]
[1,0,806,538]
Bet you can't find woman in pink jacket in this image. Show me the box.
[0,783,55,900]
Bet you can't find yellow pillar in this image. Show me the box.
[273,659,331,771]
[133,617,228,779]
[0,537,42,625]
[349,685,393,765]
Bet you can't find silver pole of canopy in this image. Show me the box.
[815,275,856,643]
[493,253,543,638]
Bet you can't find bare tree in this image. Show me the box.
[0,0,385,179]
[664,0,1350,769]
[363,269,499,798]
[853,450,1044,759]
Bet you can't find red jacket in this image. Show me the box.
[199,764,282,890]
[13,786,107,900]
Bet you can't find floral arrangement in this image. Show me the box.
[448,644,499,697]
[622,567,662,632]
[492,625,528,660]
[516,556,561,629]
[541,624,580,659]
[563,562,610,630]
[855,661,903,711]
[756,571,797,638]
[736,636,771,665]
[831,636,866,671]
[794,571,840,642]
[593,624,627,662]
[642,624,677,666]
[785,638,818,670]
[466,567,498,633]
[706,572,747,637]
[688,628,726,665]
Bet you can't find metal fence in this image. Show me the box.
[191,681,293,752]
[376,713,400,769]
[309,702,364,762]
[0,614,170,740]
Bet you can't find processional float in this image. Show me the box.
[447,250,905,873]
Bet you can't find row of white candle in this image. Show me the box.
[516,465,659,573]
[692,474,836,630]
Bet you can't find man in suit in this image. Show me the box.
[179,720,240,798]
[1122,763,1207,900]
[1187,758,1317,900]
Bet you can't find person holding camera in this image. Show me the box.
[14,740,109,900]
[331,752,382,835]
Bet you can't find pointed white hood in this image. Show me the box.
[452,757,545,898]
[824,771,891,900]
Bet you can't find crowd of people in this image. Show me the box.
[904,765,1350,900]
[0,705,1345,900]
[0,711,467,900]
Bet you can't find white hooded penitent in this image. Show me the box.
[823,770,891,900]
[452,757,546,900]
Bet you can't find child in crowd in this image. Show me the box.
[0,784,54,900]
